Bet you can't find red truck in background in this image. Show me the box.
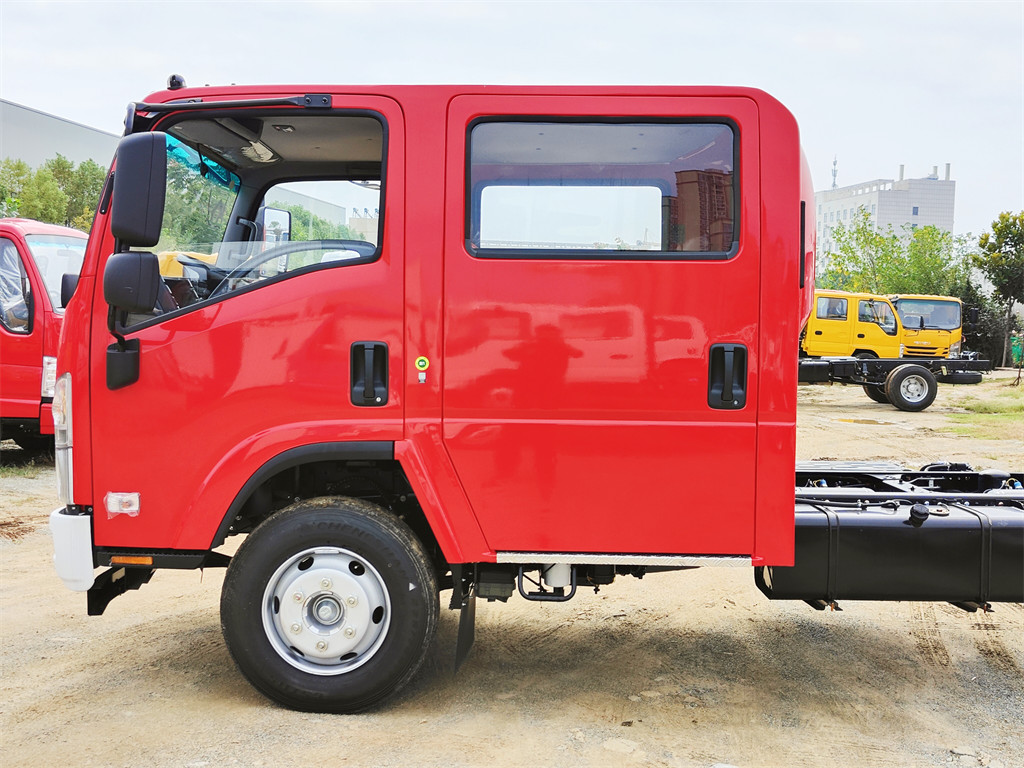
[1,218,87,449]
[49,80,1023,713]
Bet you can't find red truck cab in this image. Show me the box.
[0,218,87,449]
[50,82,1020,714]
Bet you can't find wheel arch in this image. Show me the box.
[210,442,444,562]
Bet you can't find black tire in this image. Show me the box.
[862,383,890,404]
[220,497,438,713]
[884,364,938,412]
[854,351,878,360]
[936,371,983,385]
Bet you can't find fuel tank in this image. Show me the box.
[757,463,1024,604]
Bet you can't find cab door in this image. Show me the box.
[441,94,760,556]
[88,97,405,551]
[854,299,901,357]
[806,294,853,356]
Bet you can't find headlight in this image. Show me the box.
[41,356,57,398]
[53,374,74,505]
[950,340,961,358]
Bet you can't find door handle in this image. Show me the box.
[857,333,865,338]
[708,344,747,410]
[814,330,822,335]
[351,342,388,406]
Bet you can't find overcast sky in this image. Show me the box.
[1,0,1021,238]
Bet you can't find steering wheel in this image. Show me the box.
[209,240,376,299]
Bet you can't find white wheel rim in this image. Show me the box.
[262,547,391,676]
[899,375,929,403]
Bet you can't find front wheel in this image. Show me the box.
[220,497,438,713]
[885,364,938,412]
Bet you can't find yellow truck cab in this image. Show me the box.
[890,294,963,358]
[802,290,902,359]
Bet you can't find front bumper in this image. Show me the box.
[49,507,95,591]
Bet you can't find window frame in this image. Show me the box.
[464,115,740,261]
[117,108,389,333]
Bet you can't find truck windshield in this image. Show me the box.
[894,299,961,331]
[24,235,87,312]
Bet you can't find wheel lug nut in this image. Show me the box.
[344,626,356,638]
[346,595,358,606]
[292,592,304,603]
[316,640,328,651]
[290,623,302,634]
[320,578,332,589]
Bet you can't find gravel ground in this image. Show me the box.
[1,370,1022,767]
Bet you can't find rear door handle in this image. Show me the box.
[708,344,747,410]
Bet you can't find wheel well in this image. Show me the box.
[213,451,446,579]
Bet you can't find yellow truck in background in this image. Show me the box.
[890,294,964,358]
[802,290,903,359]
[802,290,964,359]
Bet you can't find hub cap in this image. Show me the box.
[262,547,390,675]
[899,374,929,403]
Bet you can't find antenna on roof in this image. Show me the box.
[831,156,838,190]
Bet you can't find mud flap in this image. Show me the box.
[450,563,476,671]
[455,592,476,672]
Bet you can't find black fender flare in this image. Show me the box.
[209,441,394,548]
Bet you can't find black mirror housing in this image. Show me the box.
[111,133,167,247]
[104,251,161,313]
[60,273,79,308]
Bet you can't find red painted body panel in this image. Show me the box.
[61,85,806,566]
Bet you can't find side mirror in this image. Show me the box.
[103,251,160,313]
[257,206,292,243]
[111,133,167,247]
[969,307,979,324]
[60,273,79,308]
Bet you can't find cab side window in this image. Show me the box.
[816,297,847,321]
[859,300,898,336]
[467,120,736,258]
[0,238,31,333]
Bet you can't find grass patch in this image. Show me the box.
[0,461,43,480]
[955,382,1024,414]
[942,382,1023,440]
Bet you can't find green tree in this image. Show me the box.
[818,209,900,292]
[18,167,68,223]
[0,158,32,216]
[275,202,362,242]
[818,209,971,296]
[43,154,106,228]
[975,212,1024,367]
[43,154,75,195]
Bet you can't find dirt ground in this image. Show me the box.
[2,371,1022,768]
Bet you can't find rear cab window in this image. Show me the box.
[467,120,736,259]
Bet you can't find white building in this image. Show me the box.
[816,164,955,257]
[1,99,119,168]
